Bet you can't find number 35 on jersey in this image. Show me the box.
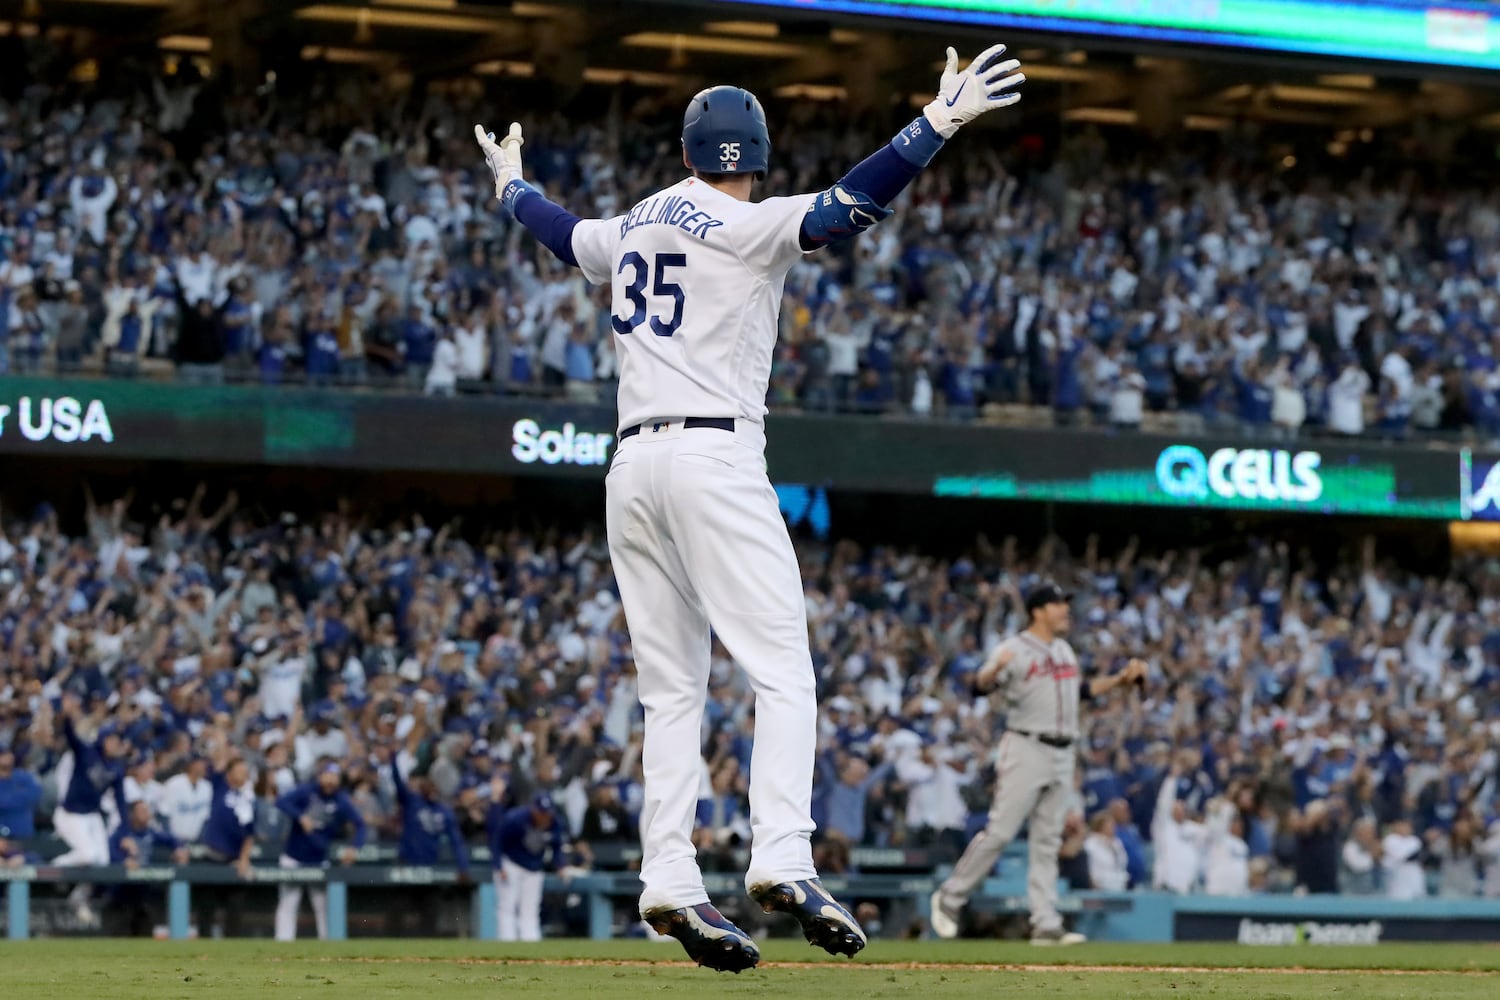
[612,251,686,338]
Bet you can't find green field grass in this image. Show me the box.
[2,940,1497,1000]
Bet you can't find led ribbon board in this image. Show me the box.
[714,1,1500,70]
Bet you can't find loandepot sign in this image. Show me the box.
[1237,918,1383,946]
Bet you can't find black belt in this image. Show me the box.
[619,417,735,440]
[1012,730,1074,749]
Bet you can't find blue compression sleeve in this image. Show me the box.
[840,116,947,207]
[799,116,945,250]
[502,179,581,267]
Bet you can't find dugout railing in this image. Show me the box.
[5,865,1499,943]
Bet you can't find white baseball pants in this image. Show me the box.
[606,420,817,913]
[938,731,1073,933]
[495,858,544,941]
[273,855,328,941]
[51,807,110,866]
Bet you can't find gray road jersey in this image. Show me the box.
[994,631,1081,739]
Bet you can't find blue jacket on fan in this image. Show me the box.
[391,762,469,871]
[200,771,257,859]
[59,717,126,816]
[275,781,367,865]
[0,766,42,838]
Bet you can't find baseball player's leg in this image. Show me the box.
[496,864,520,941]
[86,814,110,864]
[309,886,329,940]
[606,459,715,913]
[1025,777,1069,935]
[51,808,98,865]
[939,736,1047,906]
[274,888,303,941]
[659,436,816,890]
[518,867,544,942]
[274,856,303,941]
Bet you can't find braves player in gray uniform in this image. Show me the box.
[930,582,1146,945]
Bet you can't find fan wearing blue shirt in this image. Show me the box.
[0,748,42,839]
[198,755,259,938]
[391,758,469,873]
[489,793,567,942]
[273,762,367,942]
[388,754,471,933]
[107,799,190,936]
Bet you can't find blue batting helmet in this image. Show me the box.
[681,85,771,179]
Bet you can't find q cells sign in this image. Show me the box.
[0,396,115,445]
[1156,445,1323,506]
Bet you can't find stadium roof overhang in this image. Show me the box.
[1,0,1498,135]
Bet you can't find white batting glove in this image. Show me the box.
[474,122,524,197]
[922,44,1025,139]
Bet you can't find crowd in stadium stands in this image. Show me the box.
[2,485,1500,928]
[3,64,1500,439]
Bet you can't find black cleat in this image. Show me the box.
[643,902,761,973]
[749,878,867,958]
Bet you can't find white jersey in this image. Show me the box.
[160,773,214,842]
[259,654,307,721]
[571,177,816,433]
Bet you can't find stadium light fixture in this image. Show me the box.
[1017,64,1102,83]
[295,4,501,33]
[301,46,391,64]
[582,67,680,87]
[157,35,212,53]
[774,83,848,101]
[1268,84,1377,106]
[1317,73,1376,89]
[931,58,1099,83]
[621,32,810,59]
[703,20,780,37]
[472,60,536,75]
[1183,114,1231,130]
[1062,107,1138,125]
[470,61,677,86]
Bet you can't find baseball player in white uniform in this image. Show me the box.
[929,582,1146,945]
[477,44,1025,971]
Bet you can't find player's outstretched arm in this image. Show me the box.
[475,122,583,268]
[801,44,1024,250]
[1082,657,1148,699]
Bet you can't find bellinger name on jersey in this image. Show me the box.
[618,193,725,241]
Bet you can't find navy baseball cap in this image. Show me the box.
[1024,582,1072,614]
[531,793,555,814]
